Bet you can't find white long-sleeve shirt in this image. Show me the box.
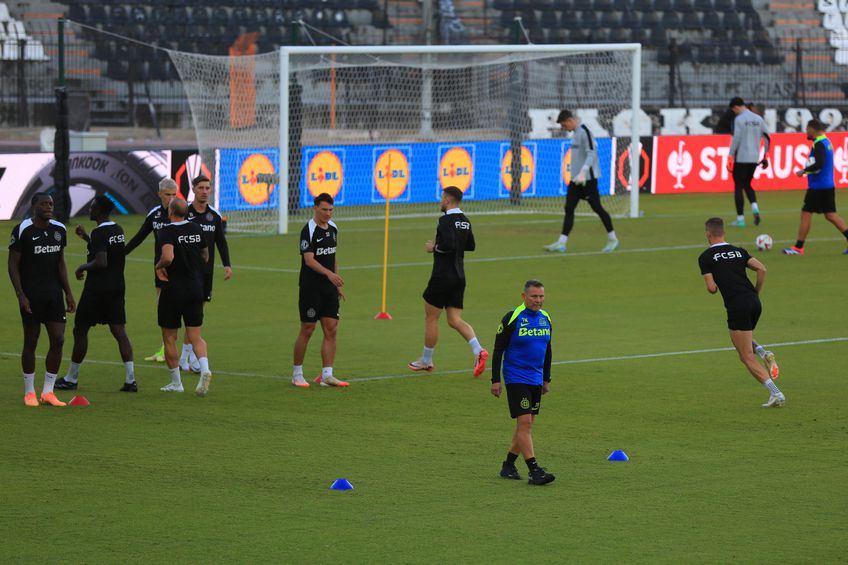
[729,109,771,164]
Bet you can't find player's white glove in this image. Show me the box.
[574,172,587,186]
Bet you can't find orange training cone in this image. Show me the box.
[68,395,90,406]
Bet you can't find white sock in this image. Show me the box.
[422,346,434,364]
[179,344,192,365]
[322,367,333,379]
[737,215,745,222]
[65,361,81,383]
[124,361,135,384]
[23,372,35,395]
[198,357,210,374]
[169,367,182,385]
[558,234,568,244]
[293,365,304,379]
[469,337,483,356]
[752,202,760,214]
[764,379,782,396]
[754,345,767,359]
[43,372,57,394]
[189,349,199,365]
[608,230,617,241]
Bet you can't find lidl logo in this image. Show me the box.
[562,146,573,186]
[238,153,278,205]
[439,147,473,193]
[501,146,535,193]
[374,149,410,199]
[307,151,343,198]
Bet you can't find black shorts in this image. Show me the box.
[21,289,66,325]
[75,289,126,328]
[506,383,542,419]
[158,287,204,329]
[566,178,600,200]
[299,284,340,323]
[423,277,466,309]
[802,188,837,214]
[203,272,213,303]
[154,274,165,289]
[726,295,762,332]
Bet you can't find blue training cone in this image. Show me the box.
[330,478,354,490]
[608,450,629,462]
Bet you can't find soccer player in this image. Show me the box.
[490,279,555,486]
[544,109,618,254]
[783,119,848,255]
[292,193,348,388]
[698,217,785,407]
[727,97,771,227]
[154,199,212,396]
[182,174,232,370]
[8,193,75,407]
[125,178,177,363]
[408,186,488,376]
[55,195,136,392]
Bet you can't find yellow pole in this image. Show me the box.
[376,152,393,319]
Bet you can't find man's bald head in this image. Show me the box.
[169,198,188,219]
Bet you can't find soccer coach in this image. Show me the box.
[490,279,555,485]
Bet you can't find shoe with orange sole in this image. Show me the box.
[40,392,66,406]
[473,349,489,378]
[314,375,349,387]
[24,392,39,407]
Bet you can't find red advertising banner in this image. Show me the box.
[652,132,848,194]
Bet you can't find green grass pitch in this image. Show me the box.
[1,190,847,563]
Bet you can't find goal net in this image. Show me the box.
[170,44,641,234]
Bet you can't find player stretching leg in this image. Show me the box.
[409,186,488,376]
[698,218,785,407]
[491,280,555,485]
[125,178,177,363]
[55,196,136,392]
[783,119,848,256]
[727,97,771,227]
[182,175,233,372]
[8,193,75,406]
[544,110,618,254]
[155,199,213,396]
[292,193,348,388]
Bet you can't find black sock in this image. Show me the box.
[796,240,805,249]
[525,457,539,472]
[506,452,519,465]
[843,229,848,241]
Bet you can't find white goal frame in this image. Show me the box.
[278,43,642,235]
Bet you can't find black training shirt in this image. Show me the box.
[698,243,757,307]
[125,204,169,262]
[157,220,205,292]
[187,204,231,274]
[299,219,338,289]
[430,208,475,280]
[84,221,126,293]
[9,218,67,294]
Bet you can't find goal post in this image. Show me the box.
[277,43,642,235]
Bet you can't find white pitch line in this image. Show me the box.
[3,336,843,385]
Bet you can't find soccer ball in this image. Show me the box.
[755,234,773,251]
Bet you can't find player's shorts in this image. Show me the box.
[299,284,340,323]
[20,289,66,325]
[566,178,599,201]
[202,272,213,303]
[726,295,762,332]
[75,289,126,328]
[802,188,837,214]
[423,276,466,309]
[505,383,542,419]
[158,287,204,329]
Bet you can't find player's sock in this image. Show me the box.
[179,344,192,366]
[188,348,199,367]
[506,451,519,465]
[607,230,617,241]
[322,367,333,379]
[198,357,210,374]
[421,347,434,364]
[169,367,182,386]
[751,202,760,214]
[65,361,81,383]
[842,229,848,241]
[468,337,483,356]
[764,379,783,396]
[124,362,135,384]
[558,234,568,244]
[525,457,540,472]
[43,372,57,394]
[754,345,767,359]
[796,240,805,249]
[293,365,304,379]
[23,372,35,395]
[737,215,745,222]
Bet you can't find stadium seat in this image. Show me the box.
[109,6,127,27]
[192,6,210,26]
[273,8,288,26]
[493,0,513,9]
[654,0,673,11]
[541,11,560,29]
[610,27,630,42]
[600,10,619,28]
[702,11,722,30]
[581,10,600,29]
[724,11,744,32]
[89,5,107,24]
[682,11,701,29]
[232,7,250,25]
[330,9,348,28]
[660,11,681,29]
[631,27,651,44]
[130,6,147,25]
[697,43,719,64]
[632,0,653,11]
[719,43,738,64]
[641,11,661,30]
[594,0,615,11]
[622,10,641,28]
[212,7,229,26]
[694,0,713,10]
[714,0,734,11]
[677,0,696,12]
